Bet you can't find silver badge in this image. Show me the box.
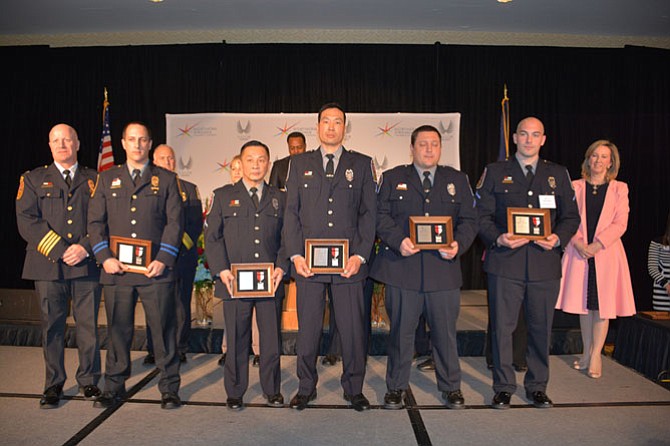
[447,183,456,196]
[345,169,354,182]
[548,176,556,189]
[272,198,279,210]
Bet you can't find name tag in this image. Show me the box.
[539,195,556,209]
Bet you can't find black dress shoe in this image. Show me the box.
[39,385,63,409]
[417,358,435,371]
[161,392,182,409]
[383,390,404,410]
[321,354,339,366]
[266,393,284,407]
[143,353,155,365]
[442,390,465,410]
[526,390,553,408]
[218,353,226,366]
[252,355,260,367]
[491,391,512,409]
[289,391,317,410]
[226,397,244,411]
[344,393,370,412]
[486,363,494,370]
[93,391,123,409]
[79,385,101,400]
[514,363,528,372]
[179,352,187,363]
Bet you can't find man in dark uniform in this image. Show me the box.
[206,140,287,411]
[476,116,579,409]
[16,123,102,408]
[370,125,478,410]
[144,144,203,365]
[88,122,184,409]
[284,103,377,412]
[268,131,306,191]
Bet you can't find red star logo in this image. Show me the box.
[178,123,198,137]
[377,122,400,137]
[275,122,298,137]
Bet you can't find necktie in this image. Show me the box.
[250,187,260,209]
[63,170,72,188]
[422,171,432,193]
[132,169,141,185]
[525,165,534,185]
[325,154,335,178]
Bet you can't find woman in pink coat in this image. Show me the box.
[556,140,635,379]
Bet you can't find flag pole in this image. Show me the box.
[501,84,510,160]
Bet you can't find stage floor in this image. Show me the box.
[1,346,668,446]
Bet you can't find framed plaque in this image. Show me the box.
[305,239,349,274]
[409,216,454,250]
[110,236,152,273]
[231,263,275,298]
[507,207,551,240]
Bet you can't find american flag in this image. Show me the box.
[97,90,114,172]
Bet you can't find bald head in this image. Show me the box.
[516,117,544,134]
[153,144,176,172]
[513,116,546,162]
[48,123,79,168]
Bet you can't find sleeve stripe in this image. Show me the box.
[160,243,179,257]
[37,230,61,257]
[182,233,194,250]
[92,241,109,254]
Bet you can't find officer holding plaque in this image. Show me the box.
[370,124,477,410]
[88,122,184,409]
[476,116,579,410]
[205,140,287,411]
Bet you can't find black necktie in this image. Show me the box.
[63,170,72,188]
[422,171,432,193]
[525,165,534,185]
[250,187,260,209]
[325,154,335,178]
[132,169,141,185]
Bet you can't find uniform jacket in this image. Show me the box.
[268,155,290,191]
[205,181,288,299]
[556,179,636,318]
[16,163,100,281]
[283,147,377,284]
[370,165,478,292]
[88,163,183,285]
[476,158,579,281]
[176,178,203,273]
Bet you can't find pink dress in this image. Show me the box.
[555,179,636,319]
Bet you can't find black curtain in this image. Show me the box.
[3,43,668,310]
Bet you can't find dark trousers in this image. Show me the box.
[222,296,283,399]
[35,278,101,390]
[485,303,527,367]
[385,285,461,392]
[488,275,558,394]
[323,286,341,356]
[103,282,180,395]
[146,271,195,355]
[296,280,367,396]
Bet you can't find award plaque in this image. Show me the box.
[231,263,275,298]
[507,207,551,240]
[305,239,349,274]
[110,236,152,273]
[409,216,454,250]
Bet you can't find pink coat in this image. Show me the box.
[555,179,636,319]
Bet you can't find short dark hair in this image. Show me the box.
[410,125,441,146]
[122,121,152,140]
[287,131,306,144]
[318,102,346,123]
[240,140,270,158]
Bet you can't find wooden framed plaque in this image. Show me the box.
[507,207,551,240]
[409,216,454,250]
[110,236,152,273]
[305,239,349,274]
[231,263,275,298]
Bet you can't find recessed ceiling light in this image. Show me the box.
[149,0,164,3]
[497,0,513,3]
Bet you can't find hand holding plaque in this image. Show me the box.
[231,263,275,298]
[506,207,551,240]
[409,216,453,250]
[305,239,349,273]
[110,236,152,273]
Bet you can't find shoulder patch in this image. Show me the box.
[16,175,25,200]
[88,179,95,195]
[476,167,487,189]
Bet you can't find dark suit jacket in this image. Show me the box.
[176,178,203,273]
[476,158,579,281]
[283,147,377,284]
[268,155,290,191]
[370,164,478,292]
[16,163,100,281]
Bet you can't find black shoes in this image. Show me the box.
[143,353,155,365]
[289,391,317,410]
[39,385,63,409]
[218,353,226,366]
[491,391,512,409]
[252,355,260,367]
[442,390,465,410]
[514,363,528,372]
[93,391,124,409]
[161,392,182,409]
[79,385,101,400]
[344,393,370,412]
[527,390,553,408]
[321,354,339,366]
[417,358,435,371]
[383,390,404,410]
[179,352,187,363]
[266,393,284,408]
[227,397,244,411]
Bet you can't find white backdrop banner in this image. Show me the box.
[166,112,460,201]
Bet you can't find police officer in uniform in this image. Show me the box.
[370,125,478,410]
[284,103,377,412]
[88,122,184,409]
[16,123,102,408]
[206,140,287,410]
[476,117,579,409]
[144,144,203,364]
